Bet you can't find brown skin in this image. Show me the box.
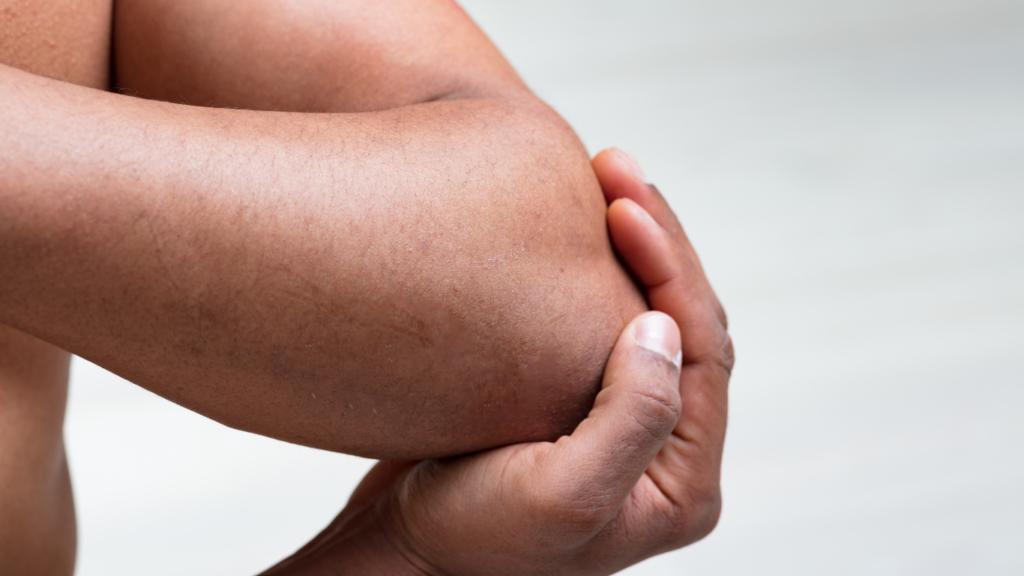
[0,0,110,573]
[1,0,646,460]
[113,0,519,113]
[0,0,110,88]
[0,327,76,576]
[259,154,734,575]
[0,0,733,573]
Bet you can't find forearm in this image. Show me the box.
[1,63,645,458]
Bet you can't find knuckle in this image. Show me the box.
[629,382,682,437]
[716,331,736,376]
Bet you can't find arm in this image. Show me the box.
[112,0,521,114]
[0,326,75,576]
[260,155,734,575]
[0,4,645,459]
[0,2,110,572]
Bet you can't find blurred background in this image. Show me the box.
[66,0,1024,574]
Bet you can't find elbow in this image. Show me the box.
[442,97,649,450]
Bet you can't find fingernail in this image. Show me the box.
[613,148,647,183]
[634,312,682,369]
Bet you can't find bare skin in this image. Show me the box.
[260,153,734,575]
[0,326,75,576]
[0,1,733,574]
[113,0,520,113]
[1,0,645,461]
[0,0,644,572]
[0,0,110,572]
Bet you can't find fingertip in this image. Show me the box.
[608,199,677,288]
[611,148,647,183]
[592,148,617,169]
[609,197,656,226]
[607,199,655,252]
[598,311,683,441]
[594,148,647,182]
[602,312,683,417]
[593,148,648,204]
[631,311,683,371]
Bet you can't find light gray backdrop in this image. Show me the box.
[67,1,1024,574]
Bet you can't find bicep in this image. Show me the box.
[113,0,526,112]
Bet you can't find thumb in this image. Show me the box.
[546,311,682,521]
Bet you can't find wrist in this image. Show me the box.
[259,501,429,576]
[342,515,431,576]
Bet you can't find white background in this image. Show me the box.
[67,0,1024,574]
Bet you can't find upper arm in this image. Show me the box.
[113,0,527,112]
[0,0,651,458]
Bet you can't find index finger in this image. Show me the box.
[593,148,727,329]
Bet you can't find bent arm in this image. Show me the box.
[0,62,645,458]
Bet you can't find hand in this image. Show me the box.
[263,311,685,576]
[260,150,733,575]
[593,148,733,501]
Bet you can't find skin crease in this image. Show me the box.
[112,0,519,113]
[1,0,647,461]
[256,161,734,576]
[1,1,733,573]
